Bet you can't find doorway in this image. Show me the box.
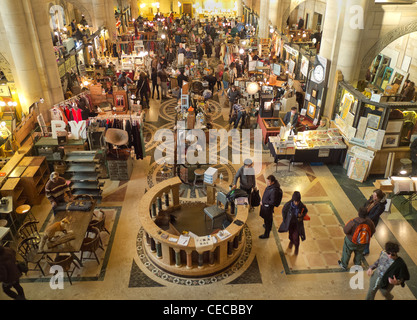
[183,3,192,17]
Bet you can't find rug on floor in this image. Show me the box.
[20,206,121,283]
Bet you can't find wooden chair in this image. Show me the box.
[17,237,46,276]
[47,254,80,285]
[89,210,110,247]
[17,220,41,242]
[79,227,102,265]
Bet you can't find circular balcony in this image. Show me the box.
[138,177,249,277]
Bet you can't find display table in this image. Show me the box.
[268,142,347,170]
[257,115,285,144]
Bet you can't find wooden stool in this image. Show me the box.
[193,168,206,188]
[15,205,36,223]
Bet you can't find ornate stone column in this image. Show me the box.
[93,0,107,31]
[258,0,270,39]
[0,0,64,117]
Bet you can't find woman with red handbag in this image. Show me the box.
[278,191,308,255]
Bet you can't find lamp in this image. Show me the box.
[247,82,259,95]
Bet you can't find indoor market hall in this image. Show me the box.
[0,0,417,302]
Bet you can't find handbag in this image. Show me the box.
[303,214,311,221]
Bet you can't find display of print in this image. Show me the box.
[367,114,381,130]
[339,93,354,120]
[383,134,400,148]
[300,55,309,78]
[386,120,404,133]
[349,157,370,183]
[307,102,316,119]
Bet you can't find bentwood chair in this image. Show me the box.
[80,227,102,265]
[17,237,47,276]
[46,254,80,285]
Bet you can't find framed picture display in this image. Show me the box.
[367,114,381,130]
[307,102,316,119]
[383,134,400,148]
[311,89,318,99]
[386,119,404,134]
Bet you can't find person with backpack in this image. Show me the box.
[278,191,308,254]
[363,189,387,256]
[365,241,410,300]
[259,175,283,239]
[338,207,376,271]
[0,246,26,300]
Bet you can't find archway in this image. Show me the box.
[60,0,93,28]
[281,0,327,31]
[360,19,417,81]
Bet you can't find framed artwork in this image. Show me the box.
[367,114,381,130]
[390,68,409,94]
[307,102,316,119]
[383,134,400,148]
[311,89,318,99]
[386,119,404,134]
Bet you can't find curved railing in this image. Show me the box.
[138,176,248,277]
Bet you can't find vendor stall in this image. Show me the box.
[332,80,417,179]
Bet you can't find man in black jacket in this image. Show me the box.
[227,86,242,117]
[0,246,26,300]
[366,242,410,300]
[259,175,283,239]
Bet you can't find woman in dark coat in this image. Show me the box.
[205,41,213,59]
[196,44,204,62]
[135,72,150,108]
[259,175,283,239]
[363,189,387,255]
[0,246,25,300]
[278,191,308,255]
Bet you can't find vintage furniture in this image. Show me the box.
[46,254,80,285]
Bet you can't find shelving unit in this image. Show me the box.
[63,151,103,201]
[0,178,27,208]
[19,156,50,206]
[1,156,50,206]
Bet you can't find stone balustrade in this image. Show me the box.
[138,177,248,277]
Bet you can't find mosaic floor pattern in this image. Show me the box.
[273,201,355,274]
[131,225,257,286]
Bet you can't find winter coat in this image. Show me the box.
[0,248,22,284]
[233,165,256,190]
[278,201,308,241]
[259,183,283,219]
[364,197,387,228]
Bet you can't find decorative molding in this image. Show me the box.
[360,19,417,76]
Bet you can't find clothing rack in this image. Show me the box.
[53,91,91,109]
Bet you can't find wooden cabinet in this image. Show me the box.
[1,156,50,206]
[0,178,26,208]
[20,157,50,205]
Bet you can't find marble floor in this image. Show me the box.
[2,93,417,300]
